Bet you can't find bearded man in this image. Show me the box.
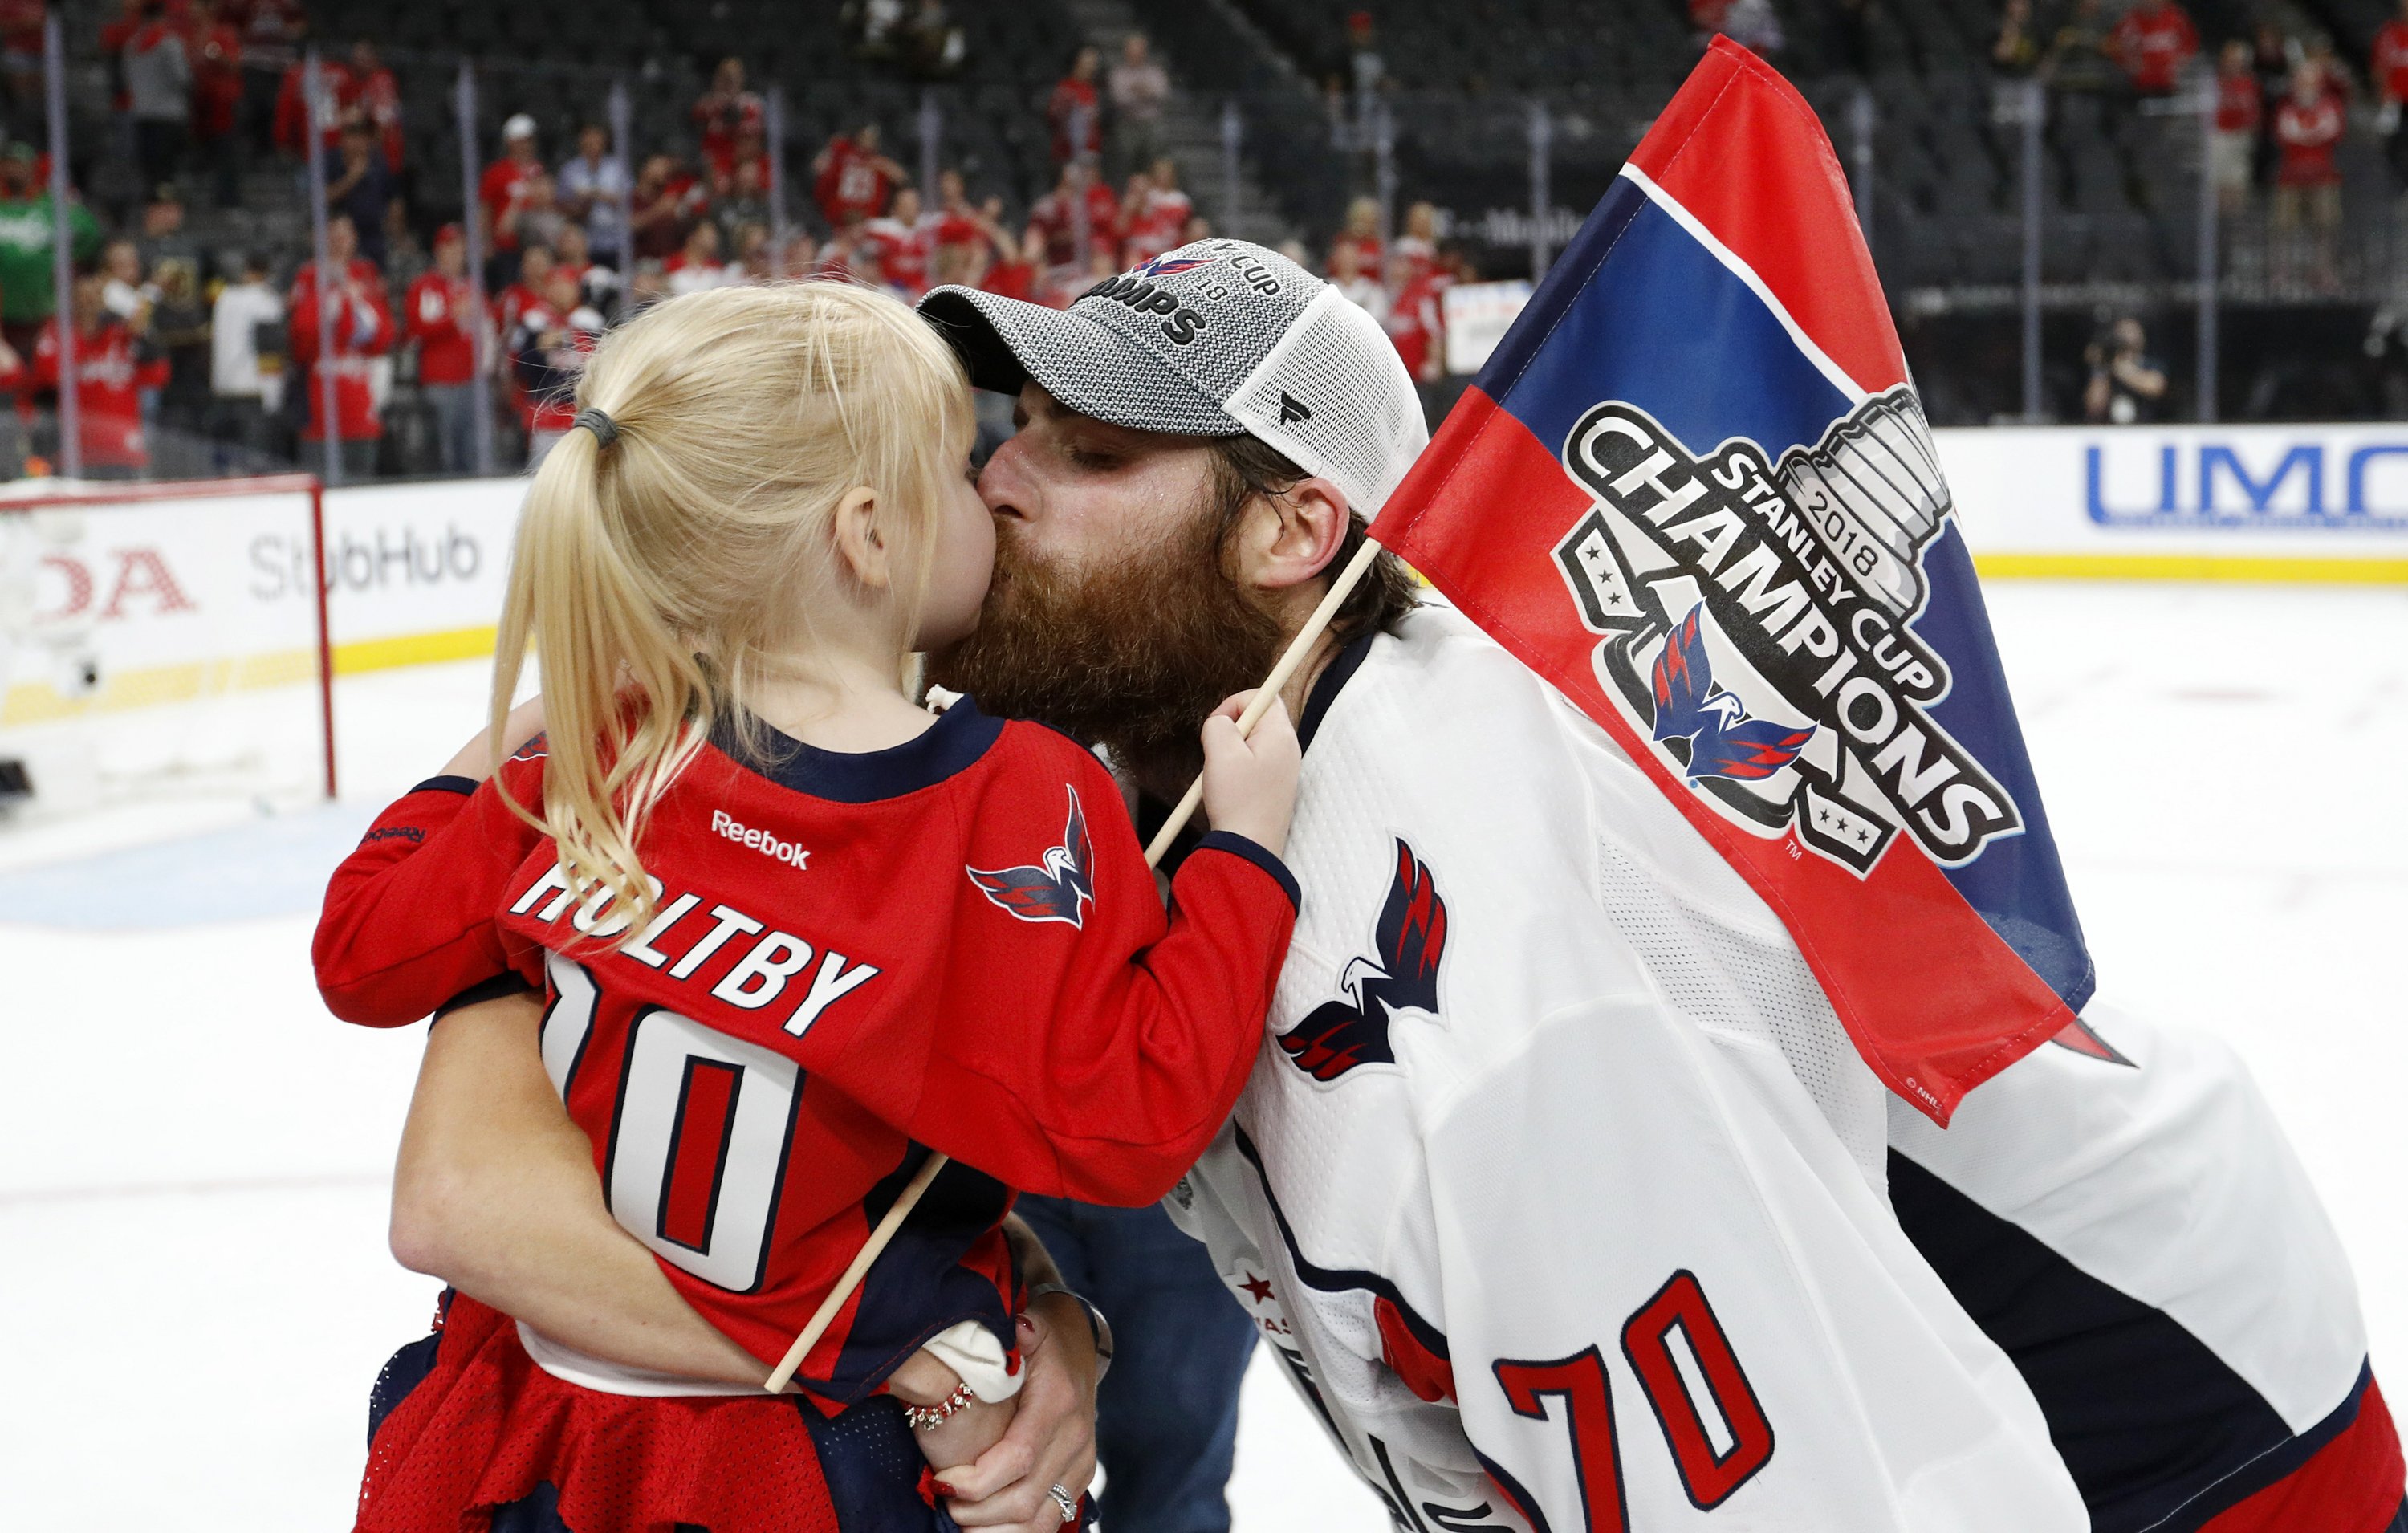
[393,242,2395,1532]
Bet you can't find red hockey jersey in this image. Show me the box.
[315,699,1297,1402]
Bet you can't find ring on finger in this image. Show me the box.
[1047,1483,1079,1524]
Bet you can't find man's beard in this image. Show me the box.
[927,508,1283,789]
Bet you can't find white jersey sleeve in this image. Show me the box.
[1171,605,2086,1532]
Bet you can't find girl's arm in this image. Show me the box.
[312,701,549,1026]
[390,987,765,1384]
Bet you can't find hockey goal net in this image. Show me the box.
[0,474,335,817]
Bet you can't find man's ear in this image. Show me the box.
[1234,475,1351,594]
[830,487,890,591]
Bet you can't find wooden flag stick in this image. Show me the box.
[764,1149,950,1393]
[1141,535,1385,864]
[763,534,1386,1394]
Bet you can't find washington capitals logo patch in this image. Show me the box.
[1278,840,1447,1082]
[967,787,1095,929]
[1652,605,1815,783]
[1128,253,1213,279]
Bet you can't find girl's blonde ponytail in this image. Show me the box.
[487,280,973,941]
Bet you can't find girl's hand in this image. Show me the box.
[917,1393,1019,1487]
[1198,689,1301,857]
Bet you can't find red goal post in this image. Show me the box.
[0,474,336,808]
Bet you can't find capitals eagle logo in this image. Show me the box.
[967,787,1095,928]
[1650,604,1815,784]
[1278,840,1448,1082]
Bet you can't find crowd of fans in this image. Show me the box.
[25,3,2408,478]
[25,13,1502,482]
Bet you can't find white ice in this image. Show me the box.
[2,580,2402,1531]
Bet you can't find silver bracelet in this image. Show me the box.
[902,1377,978,1432]
[1027,1283,1114,1380]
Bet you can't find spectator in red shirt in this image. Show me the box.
[864,184,935,300]
[1112,160,1190,266]
[2109,0,2197,97]
[691,57,763,171]
[405,223,481,475]
[35,275,168,478]
[929,168,983,251]
[2273,58,2345,288]
[491,242,554,342]
[271,37,348,159]
[664,220,731,296]
[708,123,771,197]
[1390,200,1439,287]
[811,124,904,226]
[479,114,543,280]
[343,38,404,175]
[1027,157,1118,270]
[0,0,44,128]
[1329,196,1384,279]
[238,0,303,153]
[186,0,244,207]
[1386,242,1458,384]
[2377,0,2408,185]
[509,266,602,461]
[978,225,1043,303]
[100,0,144,114]
[1047,46,1102,165]
[2211,39,2262,214]
[287,211,393,476]
[121,1,193,193]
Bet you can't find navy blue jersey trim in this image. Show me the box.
[1474,1449,1557,1533]
[2145,1361,2377,1533]
[410,774,480,797]
[1299,628,1381,754]
[431,970,536,1023]
[1889,1149,2297,1533]
[712,697,1005,804]
[1194,831,1302,909]
[1231,1122,1449,1360]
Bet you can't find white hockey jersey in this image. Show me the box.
[1889,1000,2389,1532]
[1167,603,2089,1531]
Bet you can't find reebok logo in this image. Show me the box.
[1279,392,1312,426]
[712,809,810,870]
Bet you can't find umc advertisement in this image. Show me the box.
[1937,422,2408,582]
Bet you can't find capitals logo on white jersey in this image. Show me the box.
[1276,840,1447,1081]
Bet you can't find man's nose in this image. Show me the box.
[978,434,1031,518]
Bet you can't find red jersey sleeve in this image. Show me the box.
[910,734,1297,1206]
[313,753,551,1027]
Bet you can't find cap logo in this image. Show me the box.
[1129,253,1214,279]
[1279,392,1313,426]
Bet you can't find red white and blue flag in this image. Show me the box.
[1369,39,2093,1122]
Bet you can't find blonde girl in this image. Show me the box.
[315,280,1304,1532]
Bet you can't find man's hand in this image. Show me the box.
[938,1295,1100,1530]
[392,991,765,1386]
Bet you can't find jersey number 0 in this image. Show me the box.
[543,954,804,1293]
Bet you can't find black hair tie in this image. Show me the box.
[573,407,620,448]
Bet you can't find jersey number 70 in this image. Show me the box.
[1493,1271,1774,1529]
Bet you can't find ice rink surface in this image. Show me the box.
[2,579,2402,1531]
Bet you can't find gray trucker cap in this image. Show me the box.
[917,239,1430,515]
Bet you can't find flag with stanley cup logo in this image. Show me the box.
[1367,39,2099,1124]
